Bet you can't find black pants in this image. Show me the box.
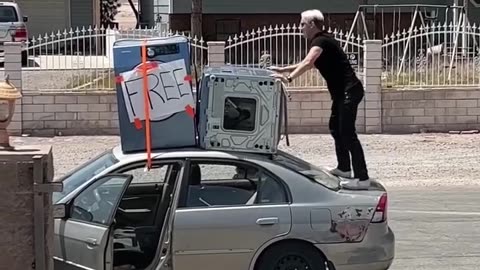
[329,85,369,180]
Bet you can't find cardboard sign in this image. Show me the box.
[118,59,195,123]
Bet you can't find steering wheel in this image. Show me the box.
[87,188,116,224]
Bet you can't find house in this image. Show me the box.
[14,0,100,38]
[146,0,480,41]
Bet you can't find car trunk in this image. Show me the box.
[331,177,389,235]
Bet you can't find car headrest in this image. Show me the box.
[190,164,201,185]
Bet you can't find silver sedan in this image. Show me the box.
[52,146,394,270]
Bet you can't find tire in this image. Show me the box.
[255,242,327,270]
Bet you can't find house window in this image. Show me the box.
[216,19,241,41]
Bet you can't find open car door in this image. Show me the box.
[143,160,189,270]
[53,174,133,270]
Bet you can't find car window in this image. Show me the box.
[257,174,287,204]
[183,161,287,208]
[113,162,180,227]
[0,6,18,22]
[124,164,169,184]
[196,164,247,181]
[70,175,131,226]
[273,150,340,190]
[52,150,119,204]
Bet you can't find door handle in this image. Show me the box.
[256,217,279,225]
[85,238,98,246]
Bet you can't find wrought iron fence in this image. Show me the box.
[382,22,480,88]
[19,19,480,92]
[21,25,208,91]
[224,24,365,88]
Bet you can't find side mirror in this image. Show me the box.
[53,204,67,219]
[23,16,28,22]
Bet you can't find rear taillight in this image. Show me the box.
[13,27,28,42]
[371,193,388,223]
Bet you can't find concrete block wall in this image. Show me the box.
[22,92,119,136]
[4,42,23,135]
[382,89,480,133]
[286,90,365,134]
[0,146,54,270]
[207,41,226,67]
[21,90,342,136]
[15,88,480,136]
[363,40,383,133]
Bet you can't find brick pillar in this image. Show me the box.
[0,146,55,270]
[4,42,23,135]
[207,41,225,67]
[105,28,117,68]
[363,40,383,134]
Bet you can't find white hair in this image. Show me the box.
[301,9,325,25]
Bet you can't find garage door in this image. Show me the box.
[70,0,93,29]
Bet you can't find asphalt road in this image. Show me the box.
[387,187,480,270]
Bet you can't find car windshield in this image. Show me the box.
[0,6,18,22]
[273,150,340,190]
[52,150,119,203]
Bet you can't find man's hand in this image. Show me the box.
[268,66,285,73]
[270,73,289,83]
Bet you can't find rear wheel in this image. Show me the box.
[255,242,327,270]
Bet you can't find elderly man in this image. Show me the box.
[269,9,370,190]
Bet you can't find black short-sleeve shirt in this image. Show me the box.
[310,32,362,100]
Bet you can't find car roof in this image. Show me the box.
[112,145,277,164]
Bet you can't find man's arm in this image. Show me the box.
[280,63,301,72]
[269,63,300,73]
[287,46,323,81]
